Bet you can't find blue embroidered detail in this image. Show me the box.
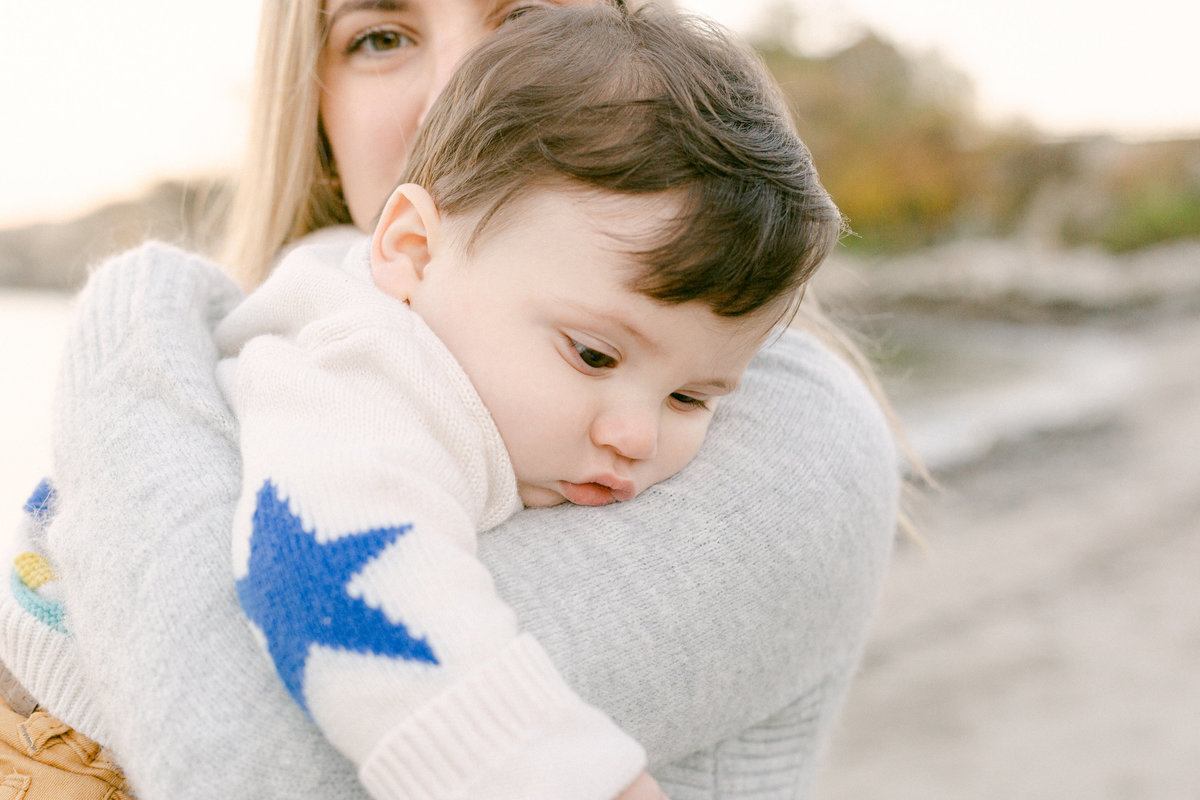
[22,479,56,522]
[10,571,68,635]
[236,480,437,714]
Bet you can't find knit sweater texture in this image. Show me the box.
[1,237,898,799]
[215,239,644,798]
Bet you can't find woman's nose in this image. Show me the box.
[415,60,452,129]
[417,28,487,128]
[591,407,659,462]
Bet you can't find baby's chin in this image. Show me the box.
[517,483,569,508]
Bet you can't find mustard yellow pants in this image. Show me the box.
[0,697,132,800]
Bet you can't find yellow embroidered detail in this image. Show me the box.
[13,551,55,589]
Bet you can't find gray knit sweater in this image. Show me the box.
[11,242,897,799]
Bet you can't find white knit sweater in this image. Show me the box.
[214,240,645,799]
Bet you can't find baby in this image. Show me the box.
[0,5,844,800]
[216,5,843,798]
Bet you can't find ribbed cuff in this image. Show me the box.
[0,578,110,745]
[361,633,646,800]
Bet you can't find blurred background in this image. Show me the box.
[2,1,1197,796]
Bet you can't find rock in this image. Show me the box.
[0,180,227,291]
[812,237,1200,321]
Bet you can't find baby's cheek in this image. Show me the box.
[665,413,717,476]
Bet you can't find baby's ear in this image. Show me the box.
[370,183,441,302]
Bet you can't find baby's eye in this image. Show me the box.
[499,3,548,24]
[669,392,709,411]
[504,5,536,22]
[570,338,618,370]
[346,26,414,55]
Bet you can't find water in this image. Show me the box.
[880,317,1149,471]
[0,289,71,542]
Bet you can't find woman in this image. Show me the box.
[28,0,900,797]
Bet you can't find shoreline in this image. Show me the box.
[812,312,1200,798]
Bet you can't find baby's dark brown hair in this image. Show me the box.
[401,3,844,318]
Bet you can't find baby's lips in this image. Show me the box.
[559,481,619,506]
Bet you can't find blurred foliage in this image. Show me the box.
[1058,141,1200,251]
[750,13,1200,254]
[1093,187,1200,252]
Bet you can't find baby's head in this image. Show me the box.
[369,4,843,507]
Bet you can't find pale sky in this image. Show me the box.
[1,0,1197,228]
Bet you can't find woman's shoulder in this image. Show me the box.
[756,326,885,406]
[691,322,900,625]
[741,325,898,490]
[479,323,899,762]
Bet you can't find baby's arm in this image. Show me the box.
[216,246,645,799]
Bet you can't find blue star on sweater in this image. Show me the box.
[23,478,56,522]
[236,480,437,714]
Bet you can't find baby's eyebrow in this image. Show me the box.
[608,315,653,350]
[690,376,739,394]
[561,300,656,351]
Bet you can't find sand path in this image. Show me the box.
[812,313,1200,799]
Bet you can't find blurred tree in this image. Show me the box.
[750,2,1200,255]
[759,30,986,252]
[1060,139,1200,251]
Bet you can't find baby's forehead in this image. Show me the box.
[436,184,797,345]
[446,184,681,255]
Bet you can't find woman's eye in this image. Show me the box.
[346,27,413,55]
[570,339,618,370]
[670,392,709,411]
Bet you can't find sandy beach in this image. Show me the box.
[811,308,1200,798]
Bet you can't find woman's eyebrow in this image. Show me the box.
[327,0,410,27]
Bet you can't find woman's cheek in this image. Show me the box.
[324,76,424,226]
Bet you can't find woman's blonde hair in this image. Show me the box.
[219,0,352,289]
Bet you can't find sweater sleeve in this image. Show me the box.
[42,243,372,800]
[215,248,645,800]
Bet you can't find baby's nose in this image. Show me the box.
[590,407,658,461]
